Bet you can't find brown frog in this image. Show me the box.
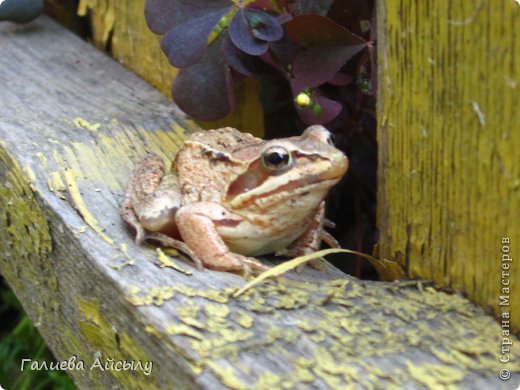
[121,125,348,273]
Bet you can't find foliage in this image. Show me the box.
[0,277,75,390]
[145,0,375,124]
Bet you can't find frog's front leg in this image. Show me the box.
[277,201,340,270]
[175,202,269,273]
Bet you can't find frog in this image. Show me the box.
[121,125,348,274]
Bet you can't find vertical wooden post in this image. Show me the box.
[378,0,520,330]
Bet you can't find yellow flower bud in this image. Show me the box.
[295,93,311,107]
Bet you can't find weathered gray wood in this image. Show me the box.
[0,16,518,389]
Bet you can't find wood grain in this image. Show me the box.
[377,0,520,331]
[0,16,518,389]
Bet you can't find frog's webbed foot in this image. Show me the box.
[146,232,205,271]
[228,253,270,276]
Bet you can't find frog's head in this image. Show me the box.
[224,125,348,216]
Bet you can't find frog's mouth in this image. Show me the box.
[228,157,347,211]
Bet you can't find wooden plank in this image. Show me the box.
[0,16,518,389]
[377,0,520,331]
[76,0,266,137]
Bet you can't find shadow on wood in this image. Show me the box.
[0,16,518,389]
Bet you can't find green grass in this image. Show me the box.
[0,278,75,390]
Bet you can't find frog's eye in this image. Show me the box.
[261,146,292,172]
[326,132,335,146]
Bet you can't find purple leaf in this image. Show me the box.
[294,90,342,125]
[221,34,274,77]
[286,14,365,48]
[244,9,283,41]
[276,13,293,25]
[228,8,283,56]
[247,0,289,12]
[229,8,270,55]
[161,10,230,68]
[145,0,233,34]
[173,35,233,121]
[291,44,365,94]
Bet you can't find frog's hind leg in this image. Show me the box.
[175,203,270,274]
[121,153,182,244]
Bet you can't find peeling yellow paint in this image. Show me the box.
[36,152,48,168]
[165,324,204,340]
[107,243,135,270]
[406,361,465,388]
[70,117,101,132]
[156,248,192,275]
[78,299,162,389]
[63,168,114,245]
[235,312,254,329]
[48,171,67,199]
[22,165,36,184]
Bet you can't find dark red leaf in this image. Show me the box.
[266,34,301,71]
[229,8,270,55]
[369,45,377,96]
[291,44,365,94]
[370,3,377,42]
[328,0,373,38]
[173,35,233,121]
[161,10,230,68]
[286,14,364,47]
[328,72,353,86]
[294,90,342,125]
[145,0,233,34]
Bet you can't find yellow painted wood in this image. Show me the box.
[78,0,265,137]
[378,0,520,330]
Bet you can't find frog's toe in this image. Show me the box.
[238,255,269,273]
[145,232,205,271]
[135,226,146,245]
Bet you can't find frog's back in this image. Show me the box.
[175,128,262,205]
[187,127,262,151]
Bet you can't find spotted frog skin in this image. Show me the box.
[121,125,348,273]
